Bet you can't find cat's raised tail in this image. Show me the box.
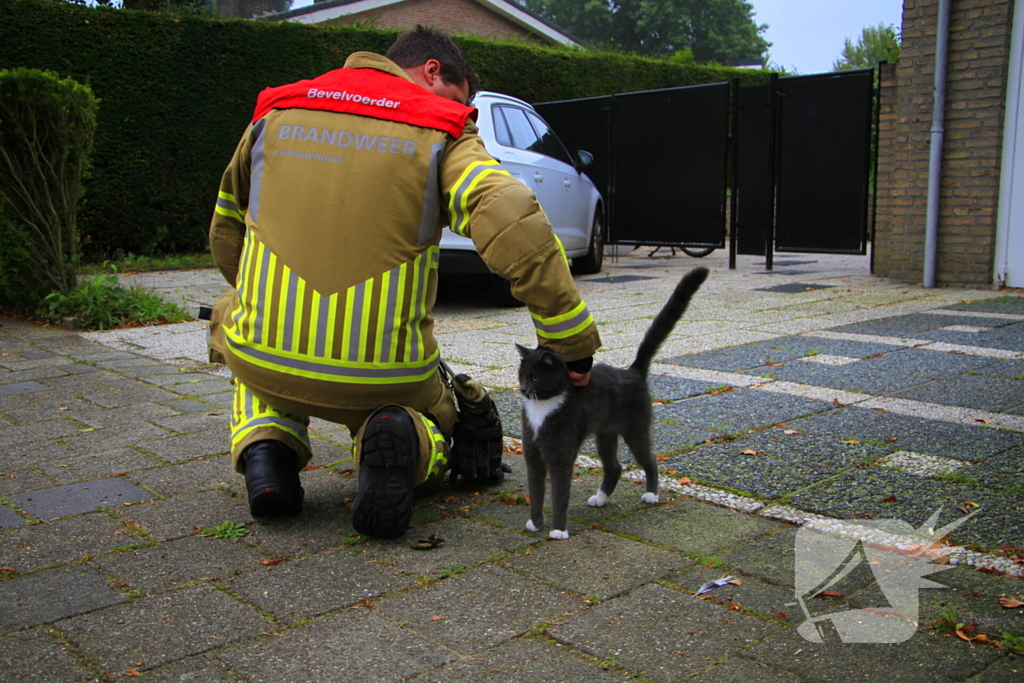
[629,267,709,378]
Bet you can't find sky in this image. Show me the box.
[288,0,904,76]
[748,0,904,74]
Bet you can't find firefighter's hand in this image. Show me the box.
[569,371,590,387]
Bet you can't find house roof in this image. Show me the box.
[261,0,586,48]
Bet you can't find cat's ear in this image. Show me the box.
[515,343,531,359]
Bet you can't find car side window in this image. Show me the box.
[500,106,544,154]
[491,106,513,147]
[526,111,575,167]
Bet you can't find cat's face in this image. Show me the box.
[516,344,570,400]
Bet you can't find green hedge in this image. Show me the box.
[0,0,769,258]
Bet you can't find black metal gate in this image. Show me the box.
[536,67,878,267]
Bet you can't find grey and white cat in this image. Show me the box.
[516,266,709,539]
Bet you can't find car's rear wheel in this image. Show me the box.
[681,246,716,258]
[572,209,604,275]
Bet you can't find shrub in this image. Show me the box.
[39,270,190,330]
[0,192,39,311]
[0,66,98,302]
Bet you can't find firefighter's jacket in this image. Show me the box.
[209,52,601,412]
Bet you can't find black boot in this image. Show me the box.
[243,440,304,518]
[352,406,417,538]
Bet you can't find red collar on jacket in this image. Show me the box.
[251,67,476,137]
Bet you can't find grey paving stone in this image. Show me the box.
[201,391,235,408]
[647,374,724,400]
[0,467,58,496]
[126,455,240,497]
[409,637,633,683]
[972,657,1024,682]
[913,323,1024,352]
[974,357,1024,379]
[0,504,29,528]
[1,442,81,470]
[606,498,783,556]
[95,357,169,370]
[858,347,996,379]
[830,312,1007,337]
[664,429,887,499]
[137,429,228,462]
[74,403,179,429]
[94,535,259,596]
[507,528,689,600]
[128,655,241,682]
[229,547,415,622]
[149,410,228,435]
[970,445,1024,493]
[57,585,269,676]
[37,448,164,485]
[0,381,50,397]
[891,375,1024,413]
[746,360,929,394]
[68,351,138,362]
[648,419,721,455]
[113,363,194,378]
[0,366,73,385]
[83,384,180,409]
[0,398,105,425]
[377,565,584,654]
[666,563,802,625]
[214,608,455,682]
[0,512,135,572]
[57,422,173,454]
[115,489,249,542]
[549,583,780,683]
[9,477,156,520]
[665,336,905,372]
[0,564,126,633]
[790,406,1022,461]
[164,379,233,396]
[38,370,127,391]
[490,388,523,437]
[156,397,221,414]
[0,629,97,682]
[657,389,834,436]
[141,372,223,387]
[941,296,1024,315]
[687,658,806,682]
[714,527,800,587]
[0,418,85,447]
[743,625,1002,682]
[786,468,1022,549]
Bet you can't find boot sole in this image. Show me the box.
[352,410,416,538]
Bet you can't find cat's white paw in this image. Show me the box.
[641,492,660,504]
[525,519,540,532]
[587,490,609,507]
[549,529,570,540]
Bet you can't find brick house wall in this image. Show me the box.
[218,0,278,19]
[321,0,544,44]
[874,0,1015,285]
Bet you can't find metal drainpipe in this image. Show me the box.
[924,0,953,288]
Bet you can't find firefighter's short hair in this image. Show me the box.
[386,26,480,100]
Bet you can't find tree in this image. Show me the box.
[833,23,901,71]
[518,0,769,64]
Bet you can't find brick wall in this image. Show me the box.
[218,0,277,19]
[325,0,544,44]
[874,0,1014,285]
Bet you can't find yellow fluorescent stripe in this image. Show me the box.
[307,289,321,357]
[275,265,288,350]
[214,204,245,223]
[342,287,355,359]
[359,280,373,363]
[376,270,391,362]
[553,234,569,267]
[535,315,595,340]
[292,278,306,354]
[241,239,261,338]
[531,299,588,326]
[391,264,407,364]
[325,292,339,358]
[218,190,238,203]
[262,250,278,345]
[455,168,510,234]
[449,160,494,211]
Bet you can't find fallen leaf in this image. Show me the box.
[962,500,979,507]
[431,616,443,621]
[726,578,742,586]
[783,429,800,435]
[338,468,355,475]
[956,504,971,515]
[842,439,861,445]
[833,398,846,406]
[665,469,678,474]
[774,612,789,619]
[677,477,692,485]
[441,496,462,503]
[884,438,898,443]
[0,567,15,573]
[259,558,287,566]
[974,417,994,424]
[975,634,989,644]
[853,512,873,518]
[765,361,784,366]
[998,597,1024,608]
[820,590,843,597]
[955,630,974,642]
[871,407,886,412]
[303,465,324,470]
[657,454,670,462]
[882,496,898,503]
[728,603,741,611]
[124,670,141,678]
[740,449,764,456]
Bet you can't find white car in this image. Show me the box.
[439,91,604,304]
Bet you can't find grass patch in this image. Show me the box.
[201,521,250,540]
[80,251,215,275]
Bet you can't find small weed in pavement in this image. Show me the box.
[202,521,250,540]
